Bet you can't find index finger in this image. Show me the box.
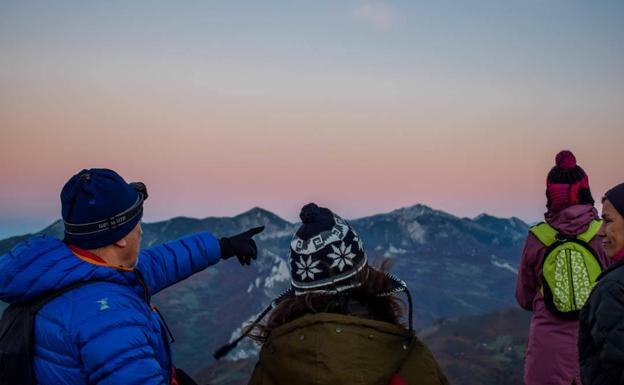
[244,226,265,237]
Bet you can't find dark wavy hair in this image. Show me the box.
[247,260,405,344]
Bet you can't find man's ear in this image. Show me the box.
[114,236,128,248]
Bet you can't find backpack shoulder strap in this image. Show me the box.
[529,222,558,246]
[577,220,602,243]
[0,280,104,385]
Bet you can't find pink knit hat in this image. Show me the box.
[546,150,593,212]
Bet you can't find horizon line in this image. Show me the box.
[0,202,536,241]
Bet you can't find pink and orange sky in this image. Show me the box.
[1,1,623,238]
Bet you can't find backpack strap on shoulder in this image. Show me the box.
[529,222,558,246]
[0,280,104,385]
[577,220,602,243]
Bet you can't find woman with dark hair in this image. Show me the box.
[579,183,624,385]
[515,150,607,385]
[215,203,449,385]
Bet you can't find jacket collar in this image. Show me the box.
[597,258,624,281]
[270,312,407,339]
[67,244,134,272]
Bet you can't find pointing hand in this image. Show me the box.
[219,226,265,266]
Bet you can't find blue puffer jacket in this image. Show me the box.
[0,232,221,385]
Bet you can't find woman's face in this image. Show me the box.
[599,200,624,259]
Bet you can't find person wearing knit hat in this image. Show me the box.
[579,182,624,385]
[515,151,608,385]
[546,150,595,213]
[215,203,449,385]
[289,203,368,295]
[0,168,264,385]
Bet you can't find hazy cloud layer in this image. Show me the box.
[352,1,398,29]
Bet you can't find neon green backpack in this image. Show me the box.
[530,219,603,319]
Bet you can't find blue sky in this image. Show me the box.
[1,0,623,239]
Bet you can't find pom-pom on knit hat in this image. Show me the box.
[289,203,367,295]
[546,150,594,212]
[61,168,148,249]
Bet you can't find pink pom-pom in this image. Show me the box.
[555,150,577,170]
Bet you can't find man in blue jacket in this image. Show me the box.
[0,168,264,385]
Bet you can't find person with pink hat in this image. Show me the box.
[516,150,608,385]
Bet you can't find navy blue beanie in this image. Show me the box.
[604,183,624,218]
[61,169,145,249]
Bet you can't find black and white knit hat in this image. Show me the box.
[289,203,367,295]
[213,203,415,360]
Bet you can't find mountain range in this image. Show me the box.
[0,204,531,382]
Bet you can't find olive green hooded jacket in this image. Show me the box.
[247,313,450,385]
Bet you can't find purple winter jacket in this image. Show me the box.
[515,205,608,385]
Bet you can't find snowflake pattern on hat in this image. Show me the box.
[289,212,367,294]
[327,242,356,272]
[295,256,322,280]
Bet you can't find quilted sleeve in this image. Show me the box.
[136,232,221,295]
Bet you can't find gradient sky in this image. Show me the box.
[1,0,623,238]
